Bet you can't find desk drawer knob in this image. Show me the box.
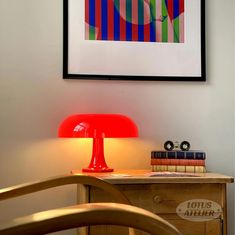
[153,195,162,204]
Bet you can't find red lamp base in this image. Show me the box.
[82,138,114,173]
[82,167,113,173]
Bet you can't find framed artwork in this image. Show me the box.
[63,0,206,81]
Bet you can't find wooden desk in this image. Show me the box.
[72,170,234,235]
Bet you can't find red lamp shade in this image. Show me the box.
[58,114,138,172]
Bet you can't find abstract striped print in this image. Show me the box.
[85,0,184,43]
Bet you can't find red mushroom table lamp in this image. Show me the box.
[58,114,138,172]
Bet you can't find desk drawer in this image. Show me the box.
[90,183,223,215]
[123,183,223,215]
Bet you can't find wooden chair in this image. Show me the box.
[0,174,132,234]
[0,175,182,235]
[0,202,182,235]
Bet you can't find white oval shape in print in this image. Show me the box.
[176,199,222,222]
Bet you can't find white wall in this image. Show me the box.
[0,0,234,234]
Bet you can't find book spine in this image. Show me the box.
[151,165,206,173]
[151,159,205,166]
[151,151,206,160]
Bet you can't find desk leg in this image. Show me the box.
[221,184,227,235]
[77,184,89,235]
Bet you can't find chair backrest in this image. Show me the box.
[0,174,129,204]
[0,175,134,235]
[0,202,182,235]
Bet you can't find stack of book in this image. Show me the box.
[151,151,206,173]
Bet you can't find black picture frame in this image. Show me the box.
[63,0,206,81]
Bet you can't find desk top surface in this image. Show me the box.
[71,169,234,184]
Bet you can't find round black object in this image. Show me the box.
[180,141,191,151]
[164,141,174,151]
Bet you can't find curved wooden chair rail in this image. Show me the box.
[0,174,129,204]
[0,202,182,235]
